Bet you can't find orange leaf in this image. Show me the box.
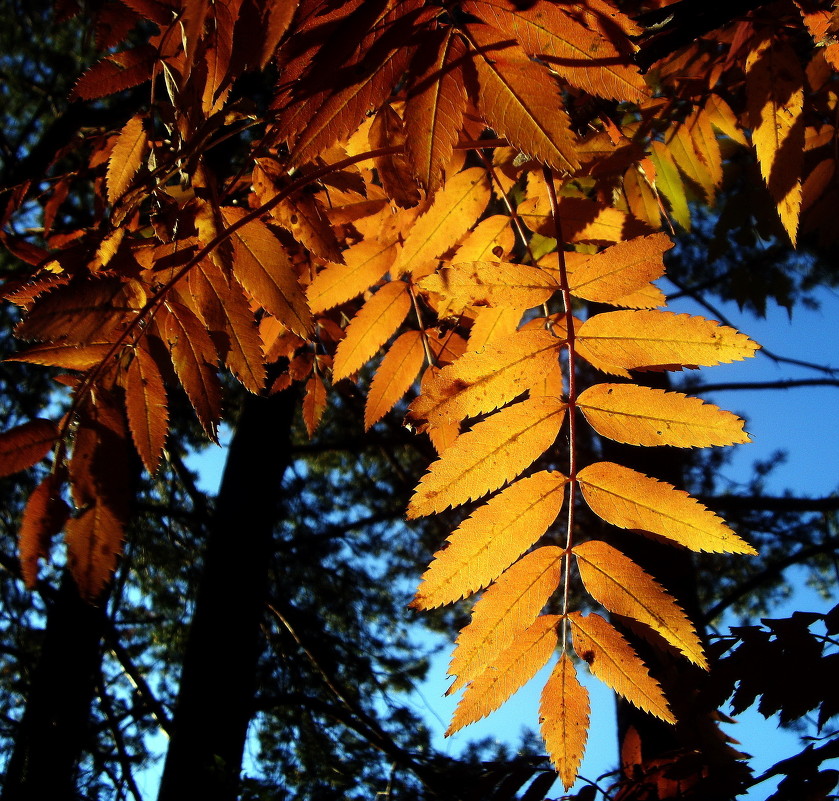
[448,615,559,734]
[307,239,397,314]
[303,374,327,438]
[66,502,124,601]
[747,37,805,245]
[568,611,674,723]
[70,45,156,100]
[519,193,632,244]
[575,311,759,377]
[463,0,649,103]
[448,546,563,693]
[463,23,579,173]
[332,281,412,381]
[467,306,523,351]
[124,346,169,474]
[365,330,426,430]
[407,396,566,518]
[577,461,757,554]
[540,654,590,790]
[412,471,567,609]
[574,540,707,667]
[107,114,147,204]
[19,474,69,588]
[220,207,313,337]
[0,419,58,478]
[577,383,750,448]
[407,329,562,429]
[392,167,492,276]
[404,28,468,197]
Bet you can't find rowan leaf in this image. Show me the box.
[307,239,397,314]
[467,306,523,351]
[220,207,313,337]
[448,615,559,734]
[650,140,691,231]
[575,311,760,376]
[574,540,707,667]
[564,233,672,305]
[577,383,750,448]
[463,23,579,174]
[747,37,805,245]
[406,329,562,429]
[19,473,69,589]
[392,167,492,276]
[66,502,124,601]
[404,28,468,197]
[365,330,426,430]
[70,44,156,100]
[577,461,757,554]
[463,0,649,103]
[6,342,116,371]
[332,281,412,381]
[540,654,590,791]
[124,346,169,474]
[303,374,327,438]
[447,546,564,693]
[0,419,59,478]
[161,302,222,440]
[107,114,147,204]
[412,471,567,609]
[407,396,566,518]
[568,611,675,723]
[420,261,559,309]
[519,194,632,244]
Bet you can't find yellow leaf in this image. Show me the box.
[650,140,690,231]
[421,262,559,310]
[307,239,397,314]
[220,207,313,337]
[575,311,760,376]
[463,0,649,103]
[448,615,559,735]
[747,37,805,245]
[568,611,675,723]
[332,281,412,381]
[404,28,468,197]
[665,120,717,204]
[365,330,426,430]
[577,383,750,448]
[107,114,147,204]
[412,471,567,608]
[392,167,492,276]
[450,214,516,262]
[407,329,562,428]
[577,461,757,554]
[463,23,580,174]
[563,233,672,306]
[467,306,523,351]
[705,94,748,146]
[520,192,634,244]
[574,540,707,667]
[407,396,566,518]
[540,654,590,791]
[623,164,662,231]
[447,546,563,693]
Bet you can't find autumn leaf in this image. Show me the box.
[365,330,426,430]
[568,611,674,722]
[577,383,750,447]
[123,346,169,474]
[18,474,69,588]
[574,540,707,667]
[650,140,690,231]
[107,114,147,204]
[66,502,124,601]
[332,281,412,381]
[0,419,59,478]
[303,374,327,438]
[541,654,590,790]
[448,615,559,734]
[447,546,563,693]
[412,471,567,608]
[407,395,566,518]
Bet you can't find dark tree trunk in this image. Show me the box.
[158,387,298,801]
[2,572,108,801]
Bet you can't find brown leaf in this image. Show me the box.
[123,346,169,474]
[107,115,147,204]
[70,44,157,100]
[66,502,124,601]
[19,474,69,588]
[0,419,59,478]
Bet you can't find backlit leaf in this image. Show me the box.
[577,461,757,554]
[541,654,590,790]
[124,346,168,474]
[365,330,426,430]
[19,473,69,588]
[568,611,674,722]
[577,383,750,447]
[448,615,559,734]
[303,374,327,438]
[448,546,563,693]
[107,114,147,204]
[333,281,412,381]
[0,419,59,478]
[650,140,690,231]
[574,540,707,667]
[412,471,567,608]
[407,395,566,518]
[66,502,124,601]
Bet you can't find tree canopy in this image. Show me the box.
[1,0,838,799]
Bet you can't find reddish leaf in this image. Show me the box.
[0,419,59,478]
